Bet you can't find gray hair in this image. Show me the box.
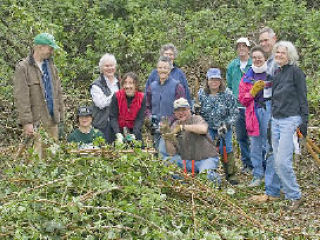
[259,27,276,38]
[99,53,117,72]
[157,55,173,69]
[273,41,299,65]
[159,43,178,58]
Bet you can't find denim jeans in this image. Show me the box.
[250,102,271,179]
[235,108,252,168]
[158,138,220,182]
[209,128,233,154]
[272,116,302,200]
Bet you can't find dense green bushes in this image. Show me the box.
[0,0,319,134]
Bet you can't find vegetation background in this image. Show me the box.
[1,0,319,144]
[0,0,319,239]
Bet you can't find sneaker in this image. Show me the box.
[248,177,263,187]
[249,194,279,203]
[285,198,304,211]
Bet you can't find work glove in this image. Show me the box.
[144,117,152,129]
[58,122,65,140]
[162,132,177,142]
[218,123,227,138]
[160,118,171,134]
[250,80,265,97]
[126,133,136,142]
[299,121,308,137]
[171,124,184,135]
[115,133,124,145]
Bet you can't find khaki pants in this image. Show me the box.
[33,121,58,159]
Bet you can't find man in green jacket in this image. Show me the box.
[226,37,252,173]
[13,33,65,158]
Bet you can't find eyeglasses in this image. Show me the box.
[208,78,221,82]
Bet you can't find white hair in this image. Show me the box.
[99,53,117,72]
[273,41,299,65]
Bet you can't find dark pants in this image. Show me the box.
[235,108,252,169]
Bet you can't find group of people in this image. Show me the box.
[13,26,308,210]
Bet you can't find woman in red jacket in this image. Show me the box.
[109,72,146,144]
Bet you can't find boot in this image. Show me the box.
[222,152,239,185]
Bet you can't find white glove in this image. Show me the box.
[115,133,124,145]
[127,134,136,141]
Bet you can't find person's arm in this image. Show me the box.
[175,116,208,135]
[177,69,192,105]
[109,94,121,134]
[183,121,208,135]
[294,67,308,121]
[225,93,239,126]
[13,62,34,135]
[145,69,157,93]
[133,96,146,136]
[238,76,254,107]
[226,62,233,90]
[175,83,186,100]
[144,85,152,119]
[53,65,65,122]
[90,85,113,109]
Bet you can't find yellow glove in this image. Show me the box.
[250,80,265,97]
[162,132,177,142]
[171,124,184,135]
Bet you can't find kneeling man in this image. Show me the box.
[160,98,220,183]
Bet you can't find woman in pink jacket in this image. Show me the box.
[238,46,272,187]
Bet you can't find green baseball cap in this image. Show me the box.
[33,33,60,50]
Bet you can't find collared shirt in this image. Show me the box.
[226,57,252,107]
[267,55,279,77]
[90,76,119,109]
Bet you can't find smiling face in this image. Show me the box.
[259,32,276,55]
[157,61,171,84]
[123,76,136,97]
[275,46,289,67]
[79,115,93,128]
[101,60,116,79]
[174,107,191,122]
[237,43,249,58]
[207,78,221,94]
[252,50,266,68]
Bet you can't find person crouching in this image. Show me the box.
[109,72,146,145]
[67,106,104,148]
[159,98,220,184]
